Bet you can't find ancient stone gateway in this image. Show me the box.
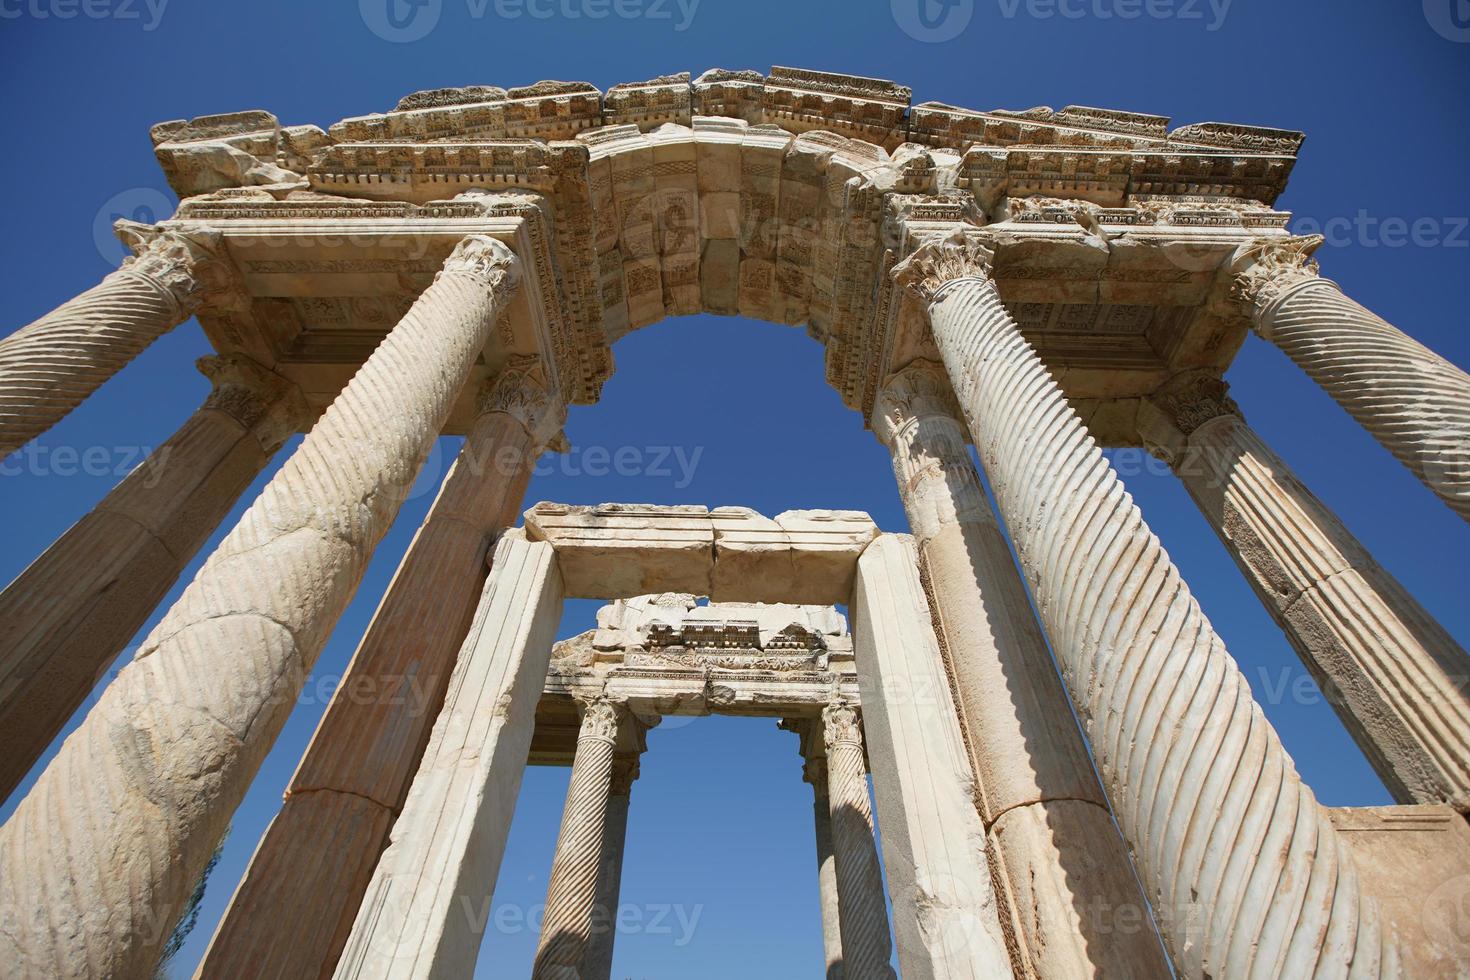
[1,65,1469,978]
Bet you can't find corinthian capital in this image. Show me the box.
[871,360,964,448]
[439,234,521,291]
[476,355,567,449]
[1230,235,1324,327]
[115,220,229,317]
[198,354,311,453]
[891,231,995,303]
[576,695,626,745]
[821,698,864,750]
[1152,371,1242,436]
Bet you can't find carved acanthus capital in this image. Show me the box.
[821,698,864,751]
[198,354,311,452]
[115,221,233,318]
[1230,235,1324,330]
[871,360,965,449]
[609,754,641,797]
[575,695,626,746]
[439,234,521,292]
[891,231,995,304]
[802,754,829,791]
[476,354,567,449]
[1152,371,1242,437]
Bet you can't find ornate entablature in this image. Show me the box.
[140,65,1305,445]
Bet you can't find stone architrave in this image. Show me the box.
[872,362,1170,978]
[850,533,1016,980]
[0,235,522,979]
[200,357,565,979]
[533,696,627,979]
[583,752,640,980]
[822,698,896,980]
[332,531,564,980]
[1140,371,1470,811]
[0,224,227,457]
[1234,235,1470,523]
[894,233,1397,978]
[0,353,308,803]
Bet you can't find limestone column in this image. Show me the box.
[821,698,895,980]
[850,534,1016,980]
[583,752,641,980]
[792,733,844,980]
[872,362,1169,978]
[894,232,1397,978]
[533,696,628,980]
[1234,235,1470,522]
[0,224,226,457]
[0,235,522,980]
[333,530,564,980]
[200,356,564,979]
[1140,371,1470,811]
[0,354,307,802]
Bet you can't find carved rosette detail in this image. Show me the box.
[476,354,566,450]
[891,231,996,305]
[198,354,311,453]
[1230,235,1323,329]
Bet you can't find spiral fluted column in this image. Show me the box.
[200,356,564,980]
[0,235,522,979]
[822,699,895,980]
[895,233,1397,978]
[873,362,1169,979]
[0,353,308,803]
[534,696,627,980]
[1141,372,1470,811]
[0,224,225,457]
[584,752,640,980]
[1234,235,1470,522]
[781,719,845,980]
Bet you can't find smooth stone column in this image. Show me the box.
[1140,371,1470,810]
[1234,235,1470,522]
[850,533,1016,980]
[0,235,522,979]
[583,751,640,980]
[0,354,307,803]
[895,233,1397,978]
[332,531,564,979]
[872,362,1169,978]
[0,223,226,457]
[200,357,565,979]
[822,698,896,980]
[534,696,627,980]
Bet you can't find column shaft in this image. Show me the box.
[0,235,521,979]
[851,534,1015,980]
[0,226,223,457]
[333,531,564,979]
[534,697,625,980]
[583,755,638,980]
[0,354,304,802]
[1235,236,1470,522]
[1143,379,1470,810]
[822,699,896,980]
[804,754,844,980]
[201,359,561,979]
[873,362,1169,978]
[897,234,1396,978]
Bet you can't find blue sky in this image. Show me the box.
[2,1,1468,976]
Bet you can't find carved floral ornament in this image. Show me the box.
[870,359,965,449]
[822,697,864,748]
[1230,233,1325,325]
[198,353,311,452]
[440,234,522,288]
[115,219,234,317]
[576,695,626,744]
[890,231,996,305]
[476,353,567,449]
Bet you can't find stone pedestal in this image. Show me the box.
[896,233,1396,978]
[1141,372,1470,811]
[850,533,1015,980]
[534,696,627,980]
[200,358,563,979]
[0,236,522,979]
[583,752,639,980]
[0,225,226,457]
[872,362,1169,978]
[1234,235,1470,522]
[822,698,896,980]
[0,354,306,803]
[333,531,564,979]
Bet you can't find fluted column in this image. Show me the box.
[200,356,564,979]
[1234,235,1470,522]
[895,232,1397,978]
[0,354,306,803]
[0,235,522,979]
[822,698,895,980]
[872,362,1169,978]
[781,719,844,980]
[534,696,627,980]
[583,752,640,980]
[0,223,227,457]
[1140,371,1470,811]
